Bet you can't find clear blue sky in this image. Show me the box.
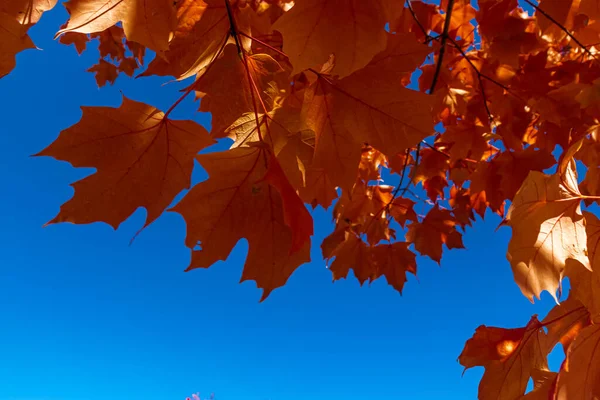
[0,4,561,400]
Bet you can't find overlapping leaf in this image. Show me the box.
[459,316,548,400]
[171,145,312,300]
[504,160,591,302]
[58,0,177,52]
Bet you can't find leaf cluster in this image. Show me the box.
[3,0,600,398]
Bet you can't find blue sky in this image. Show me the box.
[0,4,562,400]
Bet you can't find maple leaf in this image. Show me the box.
[142,0,252,79]
[0,12,35,79]
[262,152,313,253]
[567,211,600,322]
[35,95,215,230]
[541,295,590,354]
[91,26,126,61]
[439,121,493,163]
[521,369,558,400]
[57,0,177,52]
[504,160,591,302]
[59,31,89,54]
[272,0,388,78]
[301,73,362,195]
[301,33,434,194]
[536,0,580,42]
[494,147,556,202]
[170,145,312,300]
[331,183,397,245]
[449,186,487,228]
[405,205,464,263]
[554,324,600,400]
[118,57,139,76]
[328,233,374,285]
[195,44,286,138]
[87,59,119,87]
[326,233,417,294]
[459,316,548,400]
[370,242,417,294]
[0,0,57,24]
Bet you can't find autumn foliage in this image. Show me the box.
[4,0,600,398]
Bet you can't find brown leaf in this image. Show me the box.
[195,44,285,138]
[91,26,126,61]
[59,31,89,54]
[262,153,313,253]
[371,242,417,294]
[328,233,374,284]
[406,204,464,263]
[555,324,600,400]
[459,316,548,400]
[118,57,139,76]
[541,296,590,354]
[327,234,416,294]
[504,161,591,302]
[495,147,556,202]
[521,369,558,400]
[87,59,118,87]
[142,0,252,79]
[0,13,35,79]
[58,0,177,52]
[301,75,362,195]
[273,0,388,78]
[0,0,58,24]
[440,121,492,163]
[171,145,311,300]
[36,96,215,230]
[536,0,580,42]
[567,211,600,322]
[301,40,434,193]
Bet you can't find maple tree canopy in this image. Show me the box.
[4,0,600,398]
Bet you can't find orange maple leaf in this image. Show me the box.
[87,59,119,87]
[171,145,312,300]
[504,160,591,302]
[142,0,253,79]
[0,0,57,24]
[36,95,215,230]
[567,211,600,322]
[57,0,177,52]
[273,0,388,78]
[0,13,35,79]
[459,316,548,400]
[195,44,285,138]
[406,205,464,263]
[555,324,600,400]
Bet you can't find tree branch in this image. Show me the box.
[428,0,455,94]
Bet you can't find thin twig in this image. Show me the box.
[400,0,456,197]
[405,0,431,40]
[225,0,242,55]
[428,0,456,94]
[388,148,412,204]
